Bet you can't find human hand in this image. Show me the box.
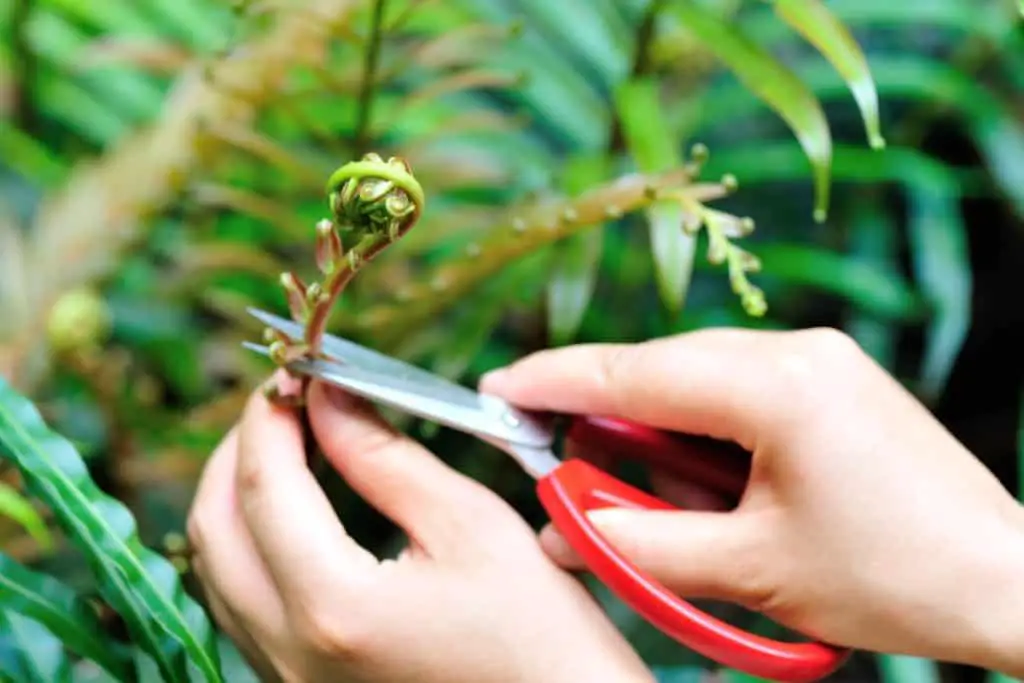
[479,328,1024,676]
[187,373,655,683]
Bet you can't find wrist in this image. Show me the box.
[961,503,1024,676]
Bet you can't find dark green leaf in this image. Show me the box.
[905,185,971,402]
[772,0,885,149]
[0,378,223,683]
[651,665,706,683]
[666,0,833,221]
[0,610,73,683]
[842,204,902,371]
[615,78,697,315]
[0,552,134,680]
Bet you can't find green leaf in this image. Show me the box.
[843,203,902,371]
[0,378,223,683]
[546,154,610,345]
[713,242,923,320]
[772,0,885,150]
[0,610,73,683]
[615,78,698,315]
[0,482,52,550]
[877,654,941,683]
[905,185,971,402]
[0,552,134,680]
[666,0,833,221]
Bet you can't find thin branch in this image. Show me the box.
[352,0,388,156]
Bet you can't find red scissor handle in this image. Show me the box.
[534,418,850,682]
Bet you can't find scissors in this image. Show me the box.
[244,308,850,682]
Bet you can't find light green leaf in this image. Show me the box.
[0,610,73,683]
[667,0,833,221]
[615,78,697,315]
[772,0,885,150]
[905,185,971,402]
[0,482,52,550]
[0,378,223,683]
[547,230,605,345]
[0,552,134,680]
[546,154,610,345]
[877,653,941,683]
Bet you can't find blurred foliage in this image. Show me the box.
[0,0,1022,681]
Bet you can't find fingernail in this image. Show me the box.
[539,525,575,564]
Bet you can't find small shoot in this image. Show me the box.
[260,152,425,403]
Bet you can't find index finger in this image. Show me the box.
[479,328,799,452]
[234,378,377,611]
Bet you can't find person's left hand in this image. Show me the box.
[187,373,654,683]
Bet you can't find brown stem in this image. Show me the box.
[304,232,391,355]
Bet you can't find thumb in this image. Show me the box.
[539,508,769,604]
[307,380,507,556]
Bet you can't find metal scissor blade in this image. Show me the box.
[249,307,486,413]
[244,342,553,449]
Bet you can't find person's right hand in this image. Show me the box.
[479,327,1024,676]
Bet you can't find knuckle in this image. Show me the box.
[793,327,864,370]
[293,609,370,663]
[235,455,267,497]
[596,344,635,412]
[725,520,784,612]
[767,328,864,414]
[727,553,780,613]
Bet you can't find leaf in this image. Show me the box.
[546,153,610,345]
[0,482,52,550]
[651,665,706,683]
[905,185,971,402]
[877,654,941,683]
[0,552,133,680]
[0,378,223,683]
[842,203,902,371]
[0,609,73,683]
[615,78,698,315]
[772,0,885,150]
[667,0,833,221]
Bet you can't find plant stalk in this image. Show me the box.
[353,0,388,156]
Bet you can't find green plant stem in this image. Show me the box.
[353,0,388,156]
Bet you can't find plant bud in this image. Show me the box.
[279,272,308,321]
[46,287,112,355]
[315,219,343,274]
[325,152,425,242]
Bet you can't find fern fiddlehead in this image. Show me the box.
[263,152,424,396]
